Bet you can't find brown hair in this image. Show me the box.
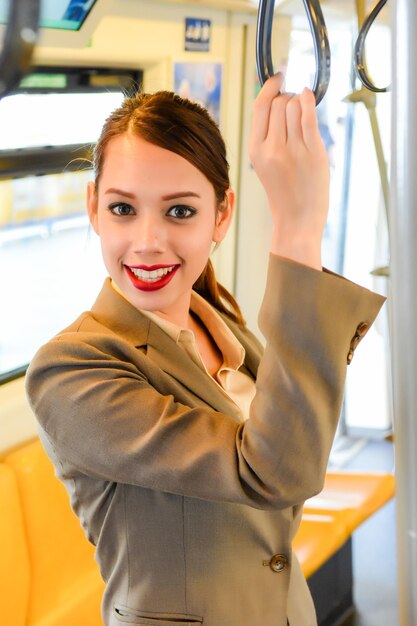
[93,90,245,326]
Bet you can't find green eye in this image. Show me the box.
[167,205,196,219]
[108,203,134,216]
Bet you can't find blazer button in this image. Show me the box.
[356,321,370,336]
[263,554,288,573]
[347,321,370,364]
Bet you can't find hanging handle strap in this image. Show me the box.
[0,0,40,98]
[354,0,390,93]
[256,0,331,105]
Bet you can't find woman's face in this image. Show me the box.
[87,133,233,325]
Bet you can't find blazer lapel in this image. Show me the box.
[146,322,243,417]
[219,312,262,382]
[91,279,246,418]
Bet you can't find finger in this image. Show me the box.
[250,73,285,146]
[300,87,321,150]
[267,92,295,145]
[286,95,303,145]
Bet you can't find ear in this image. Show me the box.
[213,189,235,243]
[87,181,99,235]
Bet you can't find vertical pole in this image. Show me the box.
[391,0,417,623]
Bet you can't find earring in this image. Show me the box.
[211,241,220,254]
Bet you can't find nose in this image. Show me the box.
[133,211,166,255]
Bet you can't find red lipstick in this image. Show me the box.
[125,264,180,292]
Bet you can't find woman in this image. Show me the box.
[26,74,384,626]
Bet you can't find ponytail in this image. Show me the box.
[193,260,245,327]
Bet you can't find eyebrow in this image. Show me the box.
[104,188,201,201]
[104,188,136,198]
[161,191,201,201]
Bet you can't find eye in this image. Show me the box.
[166,205,196,219]
[108,202,135,216]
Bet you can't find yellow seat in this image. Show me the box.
[303,470,395,533]
[5,440,104,626]
[0,463,30,626]
[294,471,395,579]
[293,512,349,578]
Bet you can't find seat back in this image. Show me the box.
[5,440,104,626]
[0,463,30,626]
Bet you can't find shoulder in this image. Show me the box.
[26,282,153,390]
[26,317,146,386]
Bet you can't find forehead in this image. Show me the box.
[100,133,213,194]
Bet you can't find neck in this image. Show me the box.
[151,293,194,329]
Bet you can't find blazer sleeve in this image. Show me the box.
[25,255,385,510]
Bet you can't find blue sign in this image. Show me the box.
[185,18,211,52]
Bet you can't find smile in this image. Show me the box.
[130,265,177,282]
[125,264,180,292]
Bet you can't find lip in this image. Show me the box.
[125,264,180,292]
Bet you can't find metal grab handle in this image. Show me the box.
[256,0,331,106]
[354,0,389,93]
[0,0,40,98]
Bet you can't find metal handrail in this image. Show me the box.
[256,0,331,105]
[354,0,390,93]
[0,0,40,99]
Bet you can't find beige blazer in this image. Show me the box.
[26,255,385,626]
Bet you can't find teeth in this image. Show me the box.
[130,265,176,282]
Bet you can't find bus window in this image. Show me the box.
[0,91,123,150]
[0,68,141,377]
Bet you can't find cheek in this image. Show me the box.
[190,229,213,254]
[98,236,115,273]
[182,232,213,274]
[98,224,125,264]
